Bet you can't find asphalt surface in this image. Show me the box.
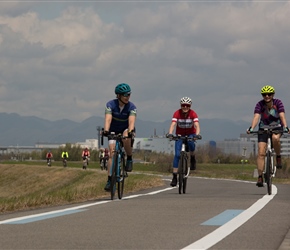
[1,176,290,250]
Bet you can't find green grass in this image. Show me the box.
[1,161,289,214]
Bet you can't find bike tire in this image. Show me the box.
[265,151,272,195]
[183,158,188,194]
[110,153,118,200]
[118,155,126,199]
[178,153,186,194]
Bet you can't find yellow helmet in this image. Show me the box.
[261,85,275,94]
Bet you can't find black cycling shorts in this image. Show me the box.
[258,127,283,143]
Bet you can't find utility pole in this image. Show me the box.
[96,126,101,150]
[242,147,247,165]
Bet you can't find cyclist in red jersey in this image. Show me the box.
[247,85,289,187]
[46,151,53,164]
[82,148,90,163]
[167,97,201,187]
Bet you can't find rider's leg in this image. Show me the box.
[171,140,182,186]
[123,130,133,172]
[257,142,266,175]
[272,133,282,168]
[104,141,115,191]
[188,138,196,170]
[257,142,266,186]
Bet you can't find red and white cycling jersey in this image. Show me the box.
[172,109,199,135]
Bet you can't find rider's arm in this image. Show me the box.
[194,121,200,135]
[104,113,112,132]
[250,113,260,129]
[128,115,136,132]
[279,112,288,128]
[168,121,176,134]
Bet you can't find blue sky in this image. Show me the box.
[0,1,290,129]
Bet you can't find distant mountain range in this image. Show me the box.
[0,112,249,146]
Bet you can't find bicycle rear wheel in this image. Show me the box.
[110,153,118,200]
[118,155,126,199]
[265,151,272,195]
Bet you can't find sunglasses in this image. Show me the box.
[181,104,191,108]
[122,93,131,97]
[262,93,273,97]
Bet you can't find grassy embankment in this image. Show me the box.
[0,160,289,214]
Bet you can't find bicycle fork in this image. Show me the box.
[181,144,190,178]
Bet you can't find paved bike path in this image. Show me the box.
[1,177,290,249]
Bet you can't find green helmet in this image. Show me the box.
[261,85,275,94]
[115,83,131,95]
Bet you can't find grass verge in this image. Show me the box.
[1,161,289,214]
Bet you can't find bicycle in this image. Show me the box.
[47,158,52,167]
[101,131,131,200]
[62,158,67,167]
[82,156,89,170]
[251,123,283,195]
[100,157,108,171]
[169,134,202,194]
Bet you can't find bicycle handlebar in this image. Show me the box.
[101,128,134,147]
[168,134,202,141]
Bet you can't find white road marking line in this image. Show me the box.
[182,185,277,250]
[0,186,175,224]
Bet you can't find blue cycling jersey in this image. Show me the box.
[105,99,137,133]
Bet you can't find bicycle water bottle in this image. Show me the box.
[181,144,185,152]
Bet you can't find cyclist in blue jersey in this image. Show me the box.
[102,83,137,191]
[247,85,290,187]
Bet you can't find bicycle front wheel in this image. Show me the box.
[183,157,188,194]
[118,155,126,199]
[110,153,118,200]
[265,151,272,195]
[178,153,186,194]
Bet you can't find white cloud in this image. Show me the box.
[0,1,290,126]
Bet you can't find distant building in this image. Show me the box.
[134,137,174,154]
[217,133,290,158]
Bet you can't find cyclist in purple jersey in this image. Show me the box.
[102,83,137,191]
[247,85,289,187]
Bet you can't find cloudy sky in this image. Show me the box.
[1,1,290,127]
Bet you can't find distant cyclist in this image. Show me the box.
[99,148,109,169]
[247,85,289,187]
[46,151,53,165]
[61,151,69,165]
[82,148,90,164]
[102,83,137,191]
[100,148,109,163]
[167,97,200,187]
[61,151,69,159]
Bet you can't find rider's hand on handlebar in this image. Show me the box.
[195,134,202,140]
[246,126,253,134]
[128,130,134,138]
[166,133,174,140]
[102,130,109,137]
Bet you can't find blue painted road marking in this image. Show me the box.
[201,209,244,226]
[3,209,87,224]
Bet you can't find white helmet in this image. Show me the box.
[180,97,192,105]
